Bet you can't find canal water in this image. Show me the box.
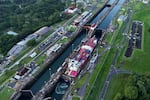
[90,7,109,24]
[47,0,126,99]
[30,32,86,94]
[19,31,86,100]
[19,0,126,99]
[98,0,126,29]
[89,0,116,24]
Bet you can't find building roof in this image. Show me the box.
[26,34,38,41]
[8,45,24,56]
[34,26,49,35]
[30,52,37,58]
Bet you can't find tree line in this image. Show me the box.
[114,73,150,100]
[0,0,71,55]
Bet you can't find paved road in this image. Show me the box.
[99,8,133,100]
[77,74,91,97]
[99,65,131,100]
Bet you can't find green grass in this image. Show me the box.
[84,16,123,99]
[72,96,80,100]
[36,54,46,65]
[58,37,69,44]
[105,32,113,43]
[5,47,31,68]
[83,47,108,100]
[104,2,150,100]
[0,87,14,100]
[32,54,47,76]
[104,74,129,100]
[0,70,16,86]
[20,57,32,65]
[74,73,89,89]
[120,3,150,73]
[86,47,117,100]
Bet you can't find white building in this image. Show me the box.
[142,0,149,4]
[65,6,78,14]
[34,26,49,35]
[7,33,38,57]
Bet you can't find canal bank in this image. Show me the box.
[30,0,124,99]
[14,29,86,100]
[99,0,126,29]
[46,31,102,100]
[11,0,115,99]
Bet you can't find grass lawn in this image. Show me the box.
[83,50,108,100]
[36,54,46,65]
[74,73,89,89]
[20,57,32,65]
[120,2,150,73]
[84,14,124,99]
[0,87,14,100]
[72,96,80,100]
[104,2,150,100]
[0,70,16,86]
[104,74,129,100]
[86,47,117,100]
[72,73,89,97]
[58,37,69,44]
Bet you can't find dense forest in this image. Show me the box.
[0,0,71,55]
[114,73,150,100]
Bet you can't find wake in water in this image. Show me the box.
[55,82,69,94]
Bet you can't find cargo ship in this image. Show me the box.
[64,36,97,78]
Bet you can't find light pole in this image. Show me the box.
[49,68,51,78]
[72,44,74,52]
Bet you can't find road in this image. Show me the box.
[99,8,133,100]
[99,65,131,100]
[0,12,79,79]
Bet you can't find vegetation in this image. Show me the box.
[0,87,14,100]
[86,48,116,100]
[105,74,128,100]
[0,69,16,86]
[27,39,37,47]
[19,56,32,65]
[114,73,150,100]
[74,73,89,89]
[120,2,150,72]
[58,37,69,44]
[106,73,150,100]
[36,54,46,65]
[66,25,77,32]
[72,96,80,100]
[0,0,71,55]
[105,1,150,100]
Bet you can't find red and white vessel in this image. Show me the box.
[65,36,97,78]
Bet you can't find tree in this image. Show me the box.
[0,0,67,55]
[124,86,138,99]
[113,92,123,100]
[27,39,37,47]
[137,80,147,97]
